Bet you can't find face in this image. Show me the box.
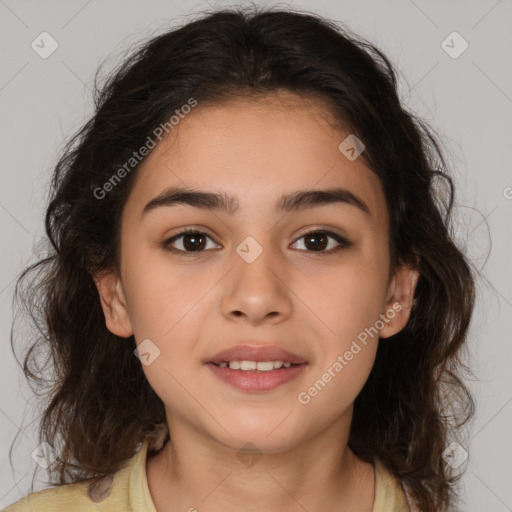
[94,90,418,453]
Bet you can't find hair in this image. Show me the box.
[10,5,477,511]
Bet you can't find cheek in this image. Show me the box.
[308,257,388,339]
[297,265,383,413]
[298,342,377,423]
[122,247,211,338]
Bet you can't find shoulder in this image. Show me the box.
[373,457,416,512]
[401,481,421,512]
[2,476,102,512]
[2,443,145,512]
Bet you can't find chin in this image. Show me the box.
[212,423,302,455]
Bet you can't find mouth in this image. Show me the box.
[204,343,309,391]
[205,343,308,366]
[208,360,305,371]
[205,361,308,392]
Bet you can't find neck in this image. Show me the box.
[146,411,375,512]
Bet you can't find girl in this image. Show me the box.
[4,5,476,512]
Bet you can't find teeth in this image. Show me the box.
[217,360,294,371]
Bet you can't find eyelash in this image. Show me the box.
[162,228,353,257]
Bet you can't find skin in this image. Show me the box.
[94,90,419,512]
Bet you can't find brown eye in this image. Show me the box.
[291,230,352,254]
[163,229,220,254]
[162,228,352,257]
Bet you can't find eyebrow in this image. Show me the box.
[140,185,371,219]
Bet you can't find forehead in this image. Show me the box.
[125,91,387,223]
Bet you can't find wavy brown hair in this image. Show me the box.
[10,5,476,511]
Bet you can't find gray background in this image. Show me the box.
[1,0,511,510]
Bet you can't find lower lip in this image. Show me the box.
[206,363,307,391]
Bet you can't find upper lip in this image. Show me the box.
[206,344,308,365]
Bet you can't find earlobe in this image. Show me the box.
[93,270,133,338]
[379,264,420,339]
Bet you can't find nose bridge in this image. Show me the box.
[234,233,281,292]
[222,234,292,321]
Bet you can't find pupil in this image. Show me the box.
[305,232,327,251]
[184,233,206,251]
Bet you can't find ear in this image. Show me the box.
[93,270,133,338]
[379,262,420,339]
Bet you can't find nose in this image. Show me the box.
[220,242,293,325]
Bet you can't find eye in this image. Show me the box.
[162,229,220,256]
[162,228,352,257]
[291,229,352,255]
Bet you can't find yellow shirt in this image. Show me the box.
[2,439,414,511]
